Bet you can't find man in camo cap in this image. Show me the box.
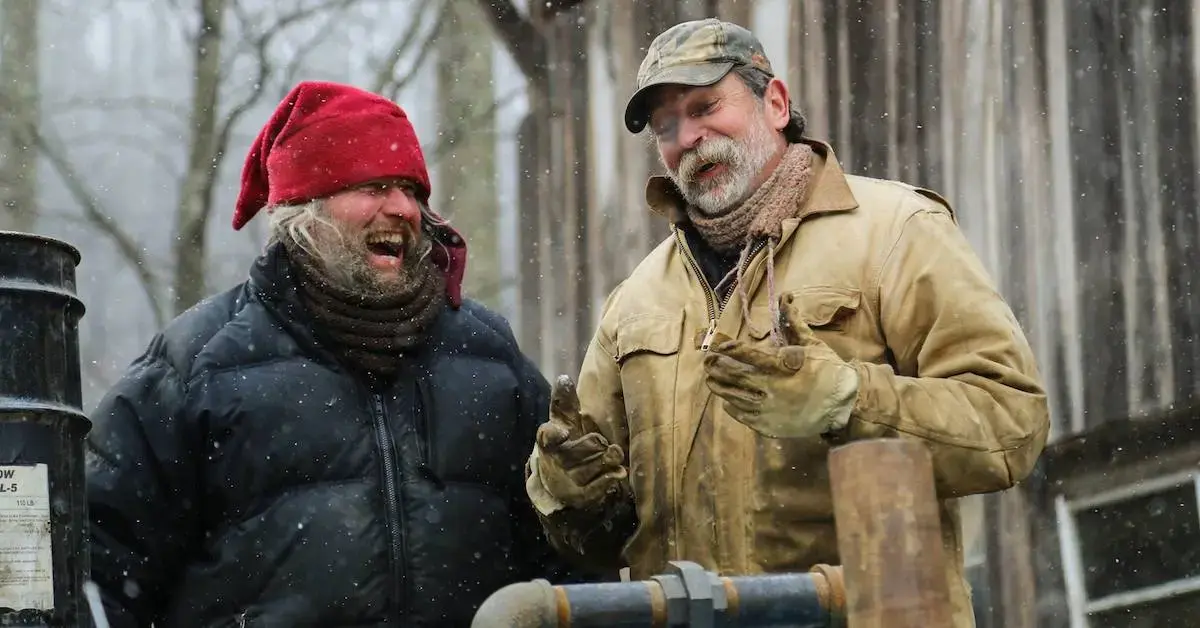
[525,18,1048,628]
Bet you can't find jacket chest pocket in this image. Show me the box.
[786,286,861,330]
[612,312,684,435]
[748,286,872,361]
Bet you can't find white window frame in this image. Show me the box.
[1056,469,1200,628]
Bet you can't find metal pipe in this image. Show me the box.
[0,231,90,627]
[828,438,953,627]
[471,560,844,627]
[471,579,559,628]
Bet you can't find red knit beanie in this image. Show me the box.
[234,80,466,307]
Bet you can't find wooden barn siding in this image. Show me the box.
[514,2,1199,626]
[519,0,1200,431]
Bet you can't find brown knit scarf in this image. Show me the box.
[286,240,446,378]
[686,143,816,345]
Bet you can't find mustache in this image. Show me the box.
[677,137,740,183]
[361,223,420,253]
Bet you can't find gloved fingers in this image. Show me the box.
[723,392,765,418]
[549,373,611,439]
[600,442,624,467]
[549,374,586,435]
[702,351,763,389]
[708,338,779,369]
[705,376,765,408]
[538,461,590,509]
[554,432,615,468]
[564,445,626,486]
[721,400,758,425]
[779,295,820,346]
[570,468,630,509]
[536,420,571,450]
[538,455,628,510]
[540,432,625,483]
[777,346,807,371]
[538,415,606,452]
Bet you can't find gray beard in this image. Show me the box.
[665,115,780,216]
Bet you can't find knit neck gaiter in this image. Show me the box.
[285,241,446,378]
[685,142,816,254]
[686,143,817,346]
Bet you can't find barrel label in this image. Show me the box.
[0,464,53,611]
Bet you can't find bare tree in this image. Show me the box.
[35,0,446,325]
[436,1,501,307]
[22,0,570,396]
[0,0,41,234]
[473,0,550,91]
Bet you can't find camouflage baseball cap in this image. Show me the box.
[624,18,774,134]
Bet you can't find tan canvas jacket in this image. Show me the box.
[539,139,1050,627]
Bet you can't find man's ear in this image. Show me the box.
[764,78,791,132]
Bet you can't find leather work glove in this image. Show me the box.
[702,297,860,439]
[526,375,628,516]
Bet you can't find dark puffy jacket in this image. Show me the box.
[86,244,573,627]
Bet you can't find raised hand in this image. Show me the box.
[533,375,628,510]
[703,296,860,438]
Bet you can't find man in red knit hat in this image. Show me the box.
[84,81,575,627]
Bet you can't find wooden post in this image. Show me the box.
[828,439,953,627]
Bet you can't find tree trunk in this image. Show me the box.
[436,1,500,307]
[0,0,40,234]
[172,0,226,315]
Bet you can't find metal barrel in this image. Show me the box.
[0,231,90,627]
[472,560,844,627]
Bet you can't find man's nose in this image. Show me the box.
[380,187,421,224]
[676,117,706,151]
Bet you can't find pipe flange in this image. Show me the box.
[664,560,727,628]
[650,572,689,625]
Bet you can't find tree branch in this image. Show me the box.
[381,9,447,102]
[278,8,349,89]
[474,0,547,88]
[63,131,184,177]
[421,87,525,165]
[32,132,167,328]
[169,0,368,314]
[45,95,186,123]
[369,0,446,97]
[214,0,366,178]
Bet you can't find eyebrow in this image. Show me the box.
[650,88,723,134]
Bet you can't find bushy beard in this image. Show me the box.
[665,112,778,216]
[284,208,433,298]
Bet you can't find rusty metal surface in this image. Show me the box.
[471,560,836,627]
[808,563,846,622]
[828,439,953,627]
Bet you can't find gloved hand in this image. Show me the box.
[526,375,628,516]
[702,296,860,439]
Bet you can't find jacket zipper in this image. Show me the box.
[674,230,766,351]
[415,378,435,469]
[371,393,408,620]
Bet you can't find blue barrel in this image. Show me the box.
[0,231,89,627]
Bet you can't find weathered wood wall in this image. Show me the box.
[519,0,1200,445]
[514,1,1200,625]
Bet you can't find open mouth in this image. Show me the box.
[365,232,407,259]
[694,161,723,179]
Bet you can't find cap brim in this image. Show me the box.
[623,61,736,134]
